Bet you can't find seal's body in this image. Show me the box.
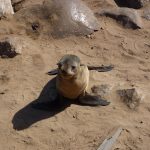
[32,54,110,110]
[55,55,110,106]
[56,65,89,99]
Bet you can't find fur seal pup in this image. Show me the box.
[32,55,111,110]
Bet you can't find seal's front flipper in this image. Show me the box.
[87,65,114,72]
[47,69,58,76]
[47,65,114,76]
[78,95,110,106]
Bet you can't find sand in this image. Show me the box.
[0,0,150,150]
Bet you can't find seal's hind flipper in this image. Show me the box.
[47,69,58,75]
[87,65,114,72]
[78,95,110,106]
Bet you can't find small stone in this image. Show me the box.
[140,121,143,124]
[32,22,40,31]
[86,35,92,39]
[91,84,110,99]
[50,128,55,132]
[117,88,142,109]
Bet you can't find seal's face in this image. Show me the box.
[57,55,80,79]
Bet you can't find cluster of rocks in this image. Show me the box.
[91,84,143,110]
[0,0,149,38]
[0,0,148,73]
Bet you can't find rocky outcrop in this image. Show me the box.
[43,0,100,37]
[98,7,142,29]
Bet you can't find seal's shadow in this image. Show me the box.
[12,77,71,130]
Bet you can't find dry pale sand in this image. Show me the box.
[0,0,150,150]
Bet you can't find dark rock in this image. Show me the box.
[32,22,40,31]
[117,88,141,109]
[0,37,22,58]
[0,41,17,58]
[114,0,150,9]
[98,7,142,29]
[11,0,25,12]
[0,0,14,17]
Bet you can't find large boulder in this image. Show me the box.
[98,7,142,29]
[43,0,100,37]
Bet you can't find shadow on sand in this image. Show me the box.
[12,77,71,130]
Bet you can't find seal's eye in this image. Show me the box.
[57,63,62,69]
[72,66,76,70]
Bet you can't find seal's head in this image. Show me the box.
[57,54,81,79]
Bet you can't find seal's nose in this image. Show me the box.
[62,70,67,75]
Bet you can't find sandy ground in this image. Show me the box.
[0,0,150,150]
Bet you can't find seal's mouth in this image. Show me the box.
[61,73,73,79]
